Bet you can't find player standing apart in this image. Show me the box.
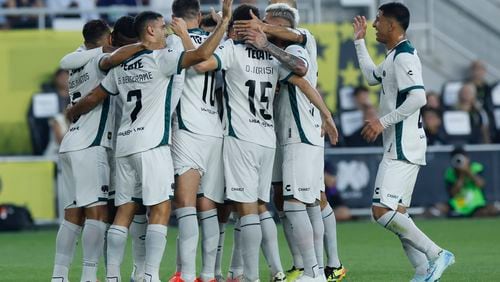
[352,3,454,282]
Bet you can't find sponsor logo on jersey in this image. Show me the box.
[246,47,273,60]
[122,58,144,71]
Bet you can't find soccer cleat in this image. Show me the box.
[169,272,184,282]
[285,266,304,282]
[425,250,455,282]
[324,265,347,282]
[271,271,286,282]
[226,272,243,282]
[409,274,426,282]
[215,275,226,282]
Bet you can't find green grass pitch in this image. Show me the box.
[1,218,499,281]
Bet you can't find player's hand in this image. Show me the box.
[242,27,269,49]
[233,9,263,34]
[171,17,188,37]
[210,7,222,24]
[321,114,339,145]
[361,118,383,142]
[353,15,367,40]
[221,0,233,22]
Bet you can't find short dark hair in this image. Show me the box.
[353,86,369,96]
[172,0,200,20]
[134,11,163,38]
[200,13,218,28]
[82,19,110,45]
[379,2,410,31]
[230,4,260,28]
[112,16,138,47]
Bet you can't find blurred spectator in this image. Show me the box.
[97,0,142,23]
[352,85,372,110]
[467,60,491,109]
[47,0,99,21]
[422,107,448,145]
[342,104,382,147]
[0,0,8,28]
[455,82,491,144]
[443,147,499,217]
[324,162,352,221]
[149,0,173,19]
[5,0,44,29]
[425,90,441,111]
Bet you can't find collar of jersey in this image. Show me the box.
[386,39,408,56]
[188,28,209,35]
[123,49,153,64]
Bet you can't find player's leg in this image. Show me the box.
[258,202,285,281]
[81,204,108,282]
[129,205,148,281]
[227,209,244,281]
[215,203,231,281]
[306,202,325,275]
[234,202,261,281]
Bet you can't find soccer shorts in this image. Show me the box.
[60,146,109,209]
[372,158,420,210]
[172,130,224,203]
[115,145,175,207]
[271,145,283,184]
[282,143,324,204]
[224,137,275,203]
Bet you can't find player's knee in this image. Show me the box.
[149,201,171,225]
[371,205,390,220]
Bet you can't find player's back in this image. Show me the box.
[60,53,114,153]
[101,48,183,157]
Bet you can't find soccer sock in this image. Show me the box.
[52,220,82,281]
[228,217,243,278]
[215,222,226,277]
[281,212,304,269]
[176,207,198,281]
[198,209,219,280]
[307,205,325,271]
[175,236,181,273]
[322,204,341,268]
[259,211,283,275]
[284,202,320,278]
[377,211,442,261]
[401,213,429,276]
[144,224,168,282]
[129,214,147,278]
[81,219,107,282]
[239,214,262,281]
[106,225,129,281]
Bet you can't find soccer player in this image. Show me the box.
[52,19,146,282]
[164,1,225,281]
[352,3,454,281]
[66,2,233,281]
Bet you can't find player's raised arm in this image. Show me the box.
[287,75,339,145]
[65,86,108,122]
[353,15,380,86]
[98,42,146,71]
[59,47,103,70]
[242,27,307,76]
[179,0,233,69]
[170,17,196,51]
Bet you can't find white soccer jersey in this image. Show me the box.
[216,39,291,148]
[373,40,426,165]
[100,48,184,157]
[275,45,323,147]
[60,53,114,153]
[297,28,318,87]
[170,29,223,137]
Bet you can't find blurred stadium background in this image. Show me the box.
[0,0,500,280]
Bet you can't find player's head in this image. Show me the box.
[268,0,297,9]
[229,4,260,39]
[112,16,139,47]
[264,3,299,29]
[134,11,166,46]
[82,19,111,49]
[373,2,410,43]
[172,0,201,23]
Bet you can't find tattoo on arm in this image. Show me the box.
[263,43,306,76]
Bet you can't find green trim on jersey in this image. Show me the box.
[299,30,307,47]
[159,76,174,146]
[393,40,415,61]
[394,85,425,160]
[280,72,294,84]
[222,70,237,138]
[90,96,110,147]
[188,28,209,36]
[288,83,312,145]
[177,51,186,74]
[176,101,191,132]
[233,40,246,45]
[373,70,382,83]
[123,49,153,65]
[214,53,222,71]
[100,83,118,96]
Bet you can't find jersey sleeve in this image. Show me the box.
[286,44,310,70]
[100,71,118,96]
[394,53,424,92]
[214,39,235,71]
[166,34,184,51]
[156,48,185,76]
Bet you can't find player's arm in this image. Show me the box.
[170,17,196,51]
[98,42,146,71]
[242,28,307,76]
[59,47,102,70]
[287,75,339,145]
[179,0,232,69]
[353,15,380,86]
[66,86,108,122]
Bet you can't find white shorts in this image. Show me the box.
[115,146,175,207]
[282,143,324,204]
[172,130,224,203]
[373,158,420,210]
[224,137,275,203]
[60,146,109,209]
[271,145,283,184]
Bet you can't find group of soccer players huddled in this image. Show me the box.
[51,0,454,282]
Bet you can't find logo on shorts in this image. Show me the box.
[101,185,109,193]
[231,187,244,192]
[298,187,310,191]
[387,193,398,199]
[374,187,380,195]
[285,185,291,192]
